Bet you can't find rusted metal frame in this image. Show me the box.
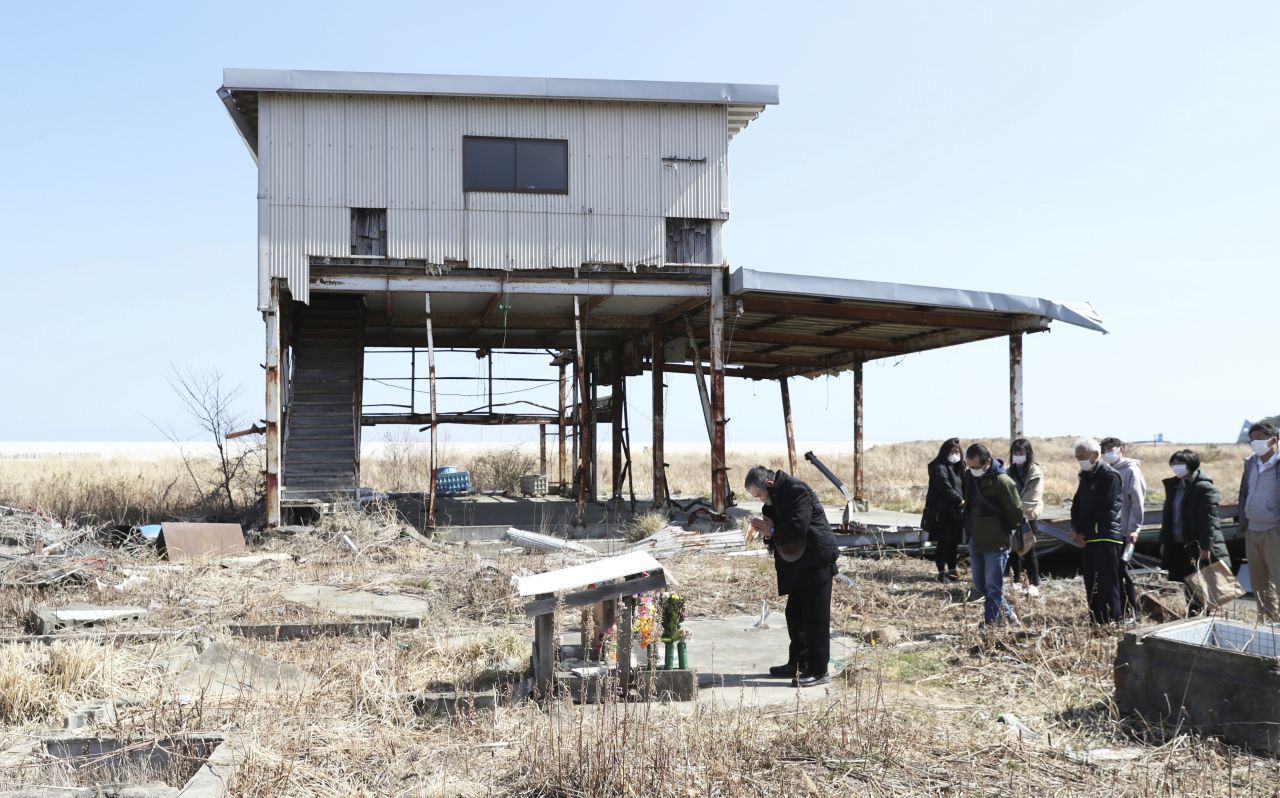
[588,355,599,504]
[264,280,282,527]
[682,314,715,442]
[558,364,568,491]
[657,297,709,325]
[853,361,865,507]
[363,331,629,350]
[662,363,777,380]
[480,293,503,318]
[363,312,651,331]
[779,377,797,474]
[611,346,625,503]
[573,297,589,527]
[684,326,903,353]
[403,413,562,426]
[487,351,494,414]
[310,273,710,298]
[539,423,547,476]
[709,274,728,513]
[622,389,636,510]
[353,300,366,488]
[425,293,439,528]
[739,298,1020,333]
[742,313,789,331]
[1010,332,1025,442]
[651,320,668,509]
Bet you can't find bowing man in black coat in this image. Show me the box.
[746,466,840,688]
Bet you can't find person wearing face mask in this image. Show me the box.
[1069,437,1124,624]
[1006,438,1044,597]
[1160,449,1229,615]
[924,438,966,583]
[1101,437,1147,621]
[1239,422,1280,621]
[961,443,1024,629]
[745,466,840,687]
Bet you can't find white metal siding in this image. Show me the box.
[259,93,730,305]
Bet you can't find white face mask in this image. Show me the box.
[1171,464,1189,478]
[968,466,986,478]
[1011,454,1027,465]
[1077,459,1094,471]
[1103,451,1120,464]
[947,454,961,464]
[1252,439,1274,457]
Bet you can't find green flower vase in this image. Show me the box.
[663,641,675,670]
[677,641,689,670]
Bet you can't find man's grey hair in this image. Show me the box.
[1073,437,1102,454]
[744,466,776,492]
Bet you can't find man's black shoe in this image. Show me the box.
[768,663,797,679]
[798,673,830,688]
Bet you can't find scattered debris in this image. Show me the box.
[156,522,246,561]
[27,605,148,636]
[625,525,745,559]
[996,712,1041,740]
[281,583,431,626]
[504,527,597,555]
[864,626,901,646]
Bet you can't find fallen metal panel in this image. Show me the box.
[157,523,247,561]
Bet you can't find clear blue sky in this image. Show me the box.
[2,1,1276,447]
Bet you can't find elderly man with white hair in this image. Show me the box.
[1069,437,1125,623]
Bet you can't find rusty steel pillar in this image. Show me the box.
[779,377,797,474]
[651,318,667,508]
[853,361,865,507]
[611,348,624,502]
[539,423,547,476]
[709,273,728,513]
[425,293,439,528]
[557,363,568,491]
[264,281,282,527]
[573,297,588,527]
[1010,332,1025,443]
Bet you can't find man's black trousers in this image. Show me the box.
[1082,542,1123,624]
[784,577,833,677]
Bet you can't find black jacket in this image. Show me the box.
[924,457,965,539]
[761,470,839,596]
[1160,470,1230,564]
[1070,463,1123,543]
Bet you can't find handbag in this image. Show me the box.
[1013,520,1036,556]
[1185,559,1245,611]
[920,506,938,534]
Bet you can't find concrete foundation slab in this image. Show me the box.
[174,643,317,701]
[281,584,430,627]
[227,621,393,641]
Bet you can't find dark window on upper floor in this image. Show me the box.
[351,208,387,256]
[463,137,568,194]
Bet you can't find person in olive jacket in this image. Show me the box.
[746,466,840,688]
[1069,437,1125,624]
[924,438,966,583]
[962,443,1024,628]
[1160,449,1230,615]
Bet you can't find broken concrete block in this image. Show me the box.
[409,689,503,716]
[174,642,318,701]
[281,584,430,627]
[864,626,902,646]
[27,604,148,636]
[227,621,393,641]
[633,669,698,702]
[63,698,127,730]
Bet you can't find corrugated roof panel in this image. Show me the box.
[427,98,464,211]
[343,95,388,208]
[387,97,429,209]
[621,103,662,218]
[303,93,346,207]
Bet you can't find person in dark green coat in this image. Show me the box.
[962,443,1024,627]
[1159,449,1230,614]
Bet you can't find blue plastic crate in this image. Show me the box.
[435,468,471,495]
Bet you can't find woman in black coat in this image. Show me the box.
[924,438,965,583]
[1159,449,1230,615]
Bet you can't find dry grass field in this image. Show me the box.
[0,438,1266,796]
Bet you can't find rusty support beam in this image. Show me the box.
[660,363,776,380]
[779,378,797,474]
[709,274,728,513]
[311,273,709,298]
[405,413,566,427]
[689,326,903,353]
[573,297,588,527]
[1010,332,1024,442]
[853,361,865,506]
[740,297,1018,332]
[364,312,651,331]
[558,364,568,490]
[589,355,599,504]
[425,293,439,528]
[264,281,282,527]
[611,348,624,502]
[539,423,547,476]
[651,320,667,508]
[682,314,715,442]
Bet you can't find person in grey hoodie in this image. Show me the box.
[1102,438,1146,620]
[1240,422,1280,621]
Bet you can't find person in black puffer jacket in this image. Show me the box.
[924,438,966,583]
[746,466,839,688]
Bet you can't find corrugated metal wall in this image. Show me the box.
[259,93,729,304]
